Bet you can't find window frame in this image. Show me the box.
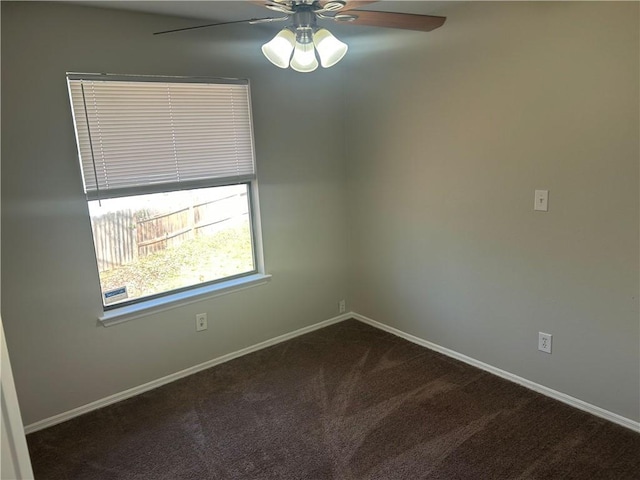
[96,182,260,312]
[67,73,269,322]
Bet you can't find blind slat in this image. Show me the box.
[68,77,256,197]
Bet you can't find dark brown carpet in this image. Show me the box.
[27,319,640,479]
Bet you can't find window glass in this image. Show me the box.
[88,184,255,307]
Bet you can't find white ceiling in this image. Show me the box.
[72,1,452,23]
[72,0,274,23]
[66,0,454,40]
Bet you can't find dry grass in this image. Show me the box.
[99,222,254,302]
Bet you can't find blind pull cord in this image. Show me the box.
[80,81,102,206]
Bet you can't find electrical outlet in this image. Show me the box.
[538,332,552,354]
[196,313,208,332]
[339,300,346,314]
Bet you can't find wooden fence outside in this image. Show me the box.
[92,209,137,273]
[91,193,247,272]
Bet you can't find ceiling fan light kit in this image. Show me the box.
[155,1,446,74]
[261,29,296,68]
[263,26,347,72]
[261,5,349,73]
[290,37,320,72]
[312,28,348,68]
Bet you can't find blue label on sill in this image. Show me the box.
[104,286,128,304]
[105,287,126,298]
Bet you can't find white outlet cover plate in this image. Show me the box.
[538,332,552,353]
[196,313,208,331]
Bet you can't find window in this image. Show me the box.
[67,74,263,310]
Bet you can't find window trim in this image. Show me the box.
[83,176,257,203]
[67,72,248,85]
[66,73,267,320]
[98,273,272,327]
[97,178,268,326]
[98,182,260,312]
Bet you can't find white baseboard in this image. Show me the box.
[24,313,351,434]
[352,313,640,433]
[25,312,639,435]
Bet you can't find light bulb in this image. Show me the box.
[313,28,348,68]
[289,41,318,73]
[261,29,295,69]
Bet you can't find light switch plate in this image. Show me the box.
[534,190,549,211]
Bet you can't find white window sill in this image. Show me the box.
[99,273,272,327]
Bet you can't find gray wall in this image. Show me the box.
[346,1,639,421]
[1,2,348,425]
[2,0,639,428]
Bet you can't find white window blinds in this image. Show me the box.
[67,75,256,200]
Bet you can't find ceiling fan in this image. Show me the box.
[154,0,446,73]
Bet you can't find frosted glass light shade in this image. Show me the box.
[261,29,296,68]
[290,41,318,73]
[313,28,348,68]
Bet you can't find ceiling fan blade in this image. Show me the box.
[320,0,378,7]
[250,1,376,11]
[337,10,446,32]
[249,0,291,7]
[153,17,284,35]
